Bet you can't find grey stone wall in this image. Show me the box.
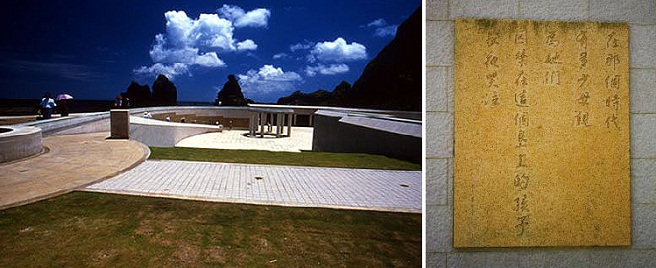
[312,112,422,163]
[426,0,656,266]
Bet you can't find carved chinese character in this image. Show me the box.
[515,215,529,236]
[576,92,590,106]
[486,71,499,88]
[606,113,620,130]
[515,70,528,86]
[574,111,591,127]
[577,73,589,89]
[514,194,529,212]
[607,31,620,48]
[606,94,620,111]
[517,154,528,167]
[579,52,587,68]
[515,49,528,67]
[516,129,528,147]
[606,75,620,90]
[576,30,587,49]
[514,173,530,190]
[545,31,559,47]
[606,54,620,70]
[487,30,500,47]
[544,70,560,86]
[515,89,529,107]
[485,52,499,69]
[544,52,562,65]
[484,91,501,106]
[515,112,529,127]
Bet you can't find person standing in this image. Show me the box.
[114,95,123,107]
[40,92,56,119]
[58,99,70,116]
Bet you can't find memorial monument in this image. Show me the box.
[453,19,630,247]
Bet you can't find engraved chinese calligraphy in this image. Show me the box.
[454,19,630,248]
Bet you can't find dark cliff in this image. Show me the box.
[343,7,421,111]
[276,6,421,111]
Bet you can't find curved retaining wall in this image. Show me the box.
[129,116,224,147]
[0,126,43,163]
[126,107,253,147]
[312,110,422,163]
[18,112,110,137]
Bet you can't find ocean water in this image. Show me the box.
[0,99,214,116]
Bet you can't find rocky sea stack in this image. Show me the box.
[215,75,248,106]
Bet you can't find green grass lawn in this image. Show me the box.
[150,147,422,170]
[0,192,421,267]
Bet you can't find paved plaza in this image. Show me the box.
[175,126,313,152]
[0,132,149,209]
[2,124,421,213]
[87,125,421,212]
[86,160,421,213]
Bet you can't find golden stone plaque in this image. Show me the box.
[453,19,630,247]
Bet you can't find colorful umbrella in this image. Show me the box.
[56,94,73,100]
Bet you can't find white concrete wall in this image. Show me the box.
[129,106,253,118]
[51,118,109,136]
[19,112,111,137]
[426,0,656,266]
[129,116,224,147]
[0,126,42,163]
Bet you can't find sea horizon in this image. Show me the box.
[0,99,221,116]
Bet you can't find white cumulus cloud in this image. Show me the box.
[218,4,271,28]
[136,6,268,78]
[134,63,189,79]
[255,65,302,81]
[310,37,367,62]
[236,39,258,51]
[194,13,237,50]
[238,65,302,94]
[305,64,350,77]
[149,34,226,67]
[194,52,225,67]
[163,11,240,51]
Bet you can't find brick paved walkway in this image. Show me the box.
[86,160,421,213]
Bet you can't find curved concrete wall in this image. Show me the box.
[130,106,254,129]
[0,126,43,163]
[129,116,224,147]
[126,107,252,147]
[130,106,253,119]
[18,112,110,137]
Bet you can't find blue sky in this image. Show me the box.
[0,0,420,103]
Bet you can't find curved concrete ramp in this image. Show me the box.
[0,132,149,209]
